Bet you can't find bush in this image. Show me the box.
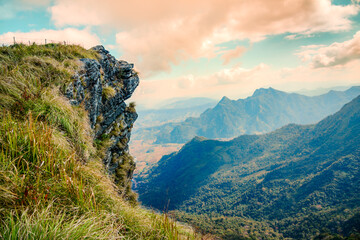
[102,86,116,99]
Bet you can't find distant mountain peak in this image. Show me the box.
[252,87,282,97]
[191,136,208,142]
[347,85,360,93]
[150,86,360,144]
[219,96,231,104]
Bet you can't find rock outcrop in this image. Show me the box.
[65,45,139,201]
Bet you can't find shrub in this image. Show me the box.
[126,101,137,113]
[102,86,116,99]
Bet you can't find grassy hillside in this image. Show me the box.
[0,44,197,239]
[137,95,360,239]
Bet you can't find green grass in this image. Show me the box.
[0,44,98,114]
[0,44,198,239]
[126,102,137,113]
[1,206,119,240]
[102,86,117,99]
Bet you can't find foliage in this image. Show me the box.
[126,101,137,113]
[102,86,117,99]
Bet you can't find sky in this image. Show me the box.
[1,0,360,108]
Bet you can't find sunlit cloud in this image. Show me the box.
[298,31,360,68]
[221,46,246,65]
[49,0,359,75]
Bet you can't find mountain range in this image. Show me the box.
[149,86,360,143]
[132,97,217,130]
[136,94,360,239]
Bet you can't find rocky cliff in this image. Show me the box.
[65,45,139,200]
[0,43,198,238]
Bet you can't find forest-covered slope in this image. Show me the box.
[137,95,360,239]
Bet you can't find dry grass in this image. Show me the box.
[0,44,198,240]
[102,86,117,99]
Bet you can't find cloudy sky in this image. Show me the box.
[1,0,360,107]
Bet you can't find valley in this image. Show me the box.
[135,93,360,239]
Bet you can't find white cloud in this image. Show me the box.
[0,28,101,49]
[285,35,298,40]
[221,46,246,65]
[297,31,360,68]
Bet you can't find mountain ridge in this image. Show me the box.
[150,86,360,144]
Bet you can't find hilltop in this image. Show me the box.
[0,44,196,239]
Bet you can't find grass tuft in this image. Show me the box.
[102,86,117,99]
[126,101,137,113]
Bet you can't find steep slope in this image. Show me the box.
[151,87,360,143]
[137,95,360,239]
[0,44,196,239]
[64,45,139,200]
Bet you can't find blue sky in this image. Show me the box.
[1,0,360,107]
